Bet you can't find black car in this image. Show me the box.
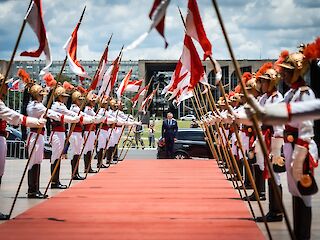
[157,128,213,159]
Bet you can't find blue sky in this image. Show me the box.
[0,0,319,61]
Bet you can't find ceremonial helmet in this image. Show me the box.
[256,62,280,92]
[54,85,69,97]
[71,90,85,102]
[86,91,98,102]
[276,37,320,84]
[29,84,48,98]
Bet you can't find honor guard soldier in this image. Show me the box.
[50,85,80,188]
[277,44,319,239]
[96,97,117,168]
[254,63,285,222]
[83,93,105,173]
[0,75,46,220]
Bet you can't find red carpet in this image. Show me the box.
[0,160,264,240]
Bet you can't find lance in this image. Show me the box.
[83,50,125,177]
[67,46,124,187]
[116,75,148,161]
[176,6,232,178]
[176,6,242,193]
[7,6,87,218]
[201,85,257,218]
[211,1,294,239]
[179,1,271,231]
[43,34,113,197]
[188,95,225,176]
[118,80,153,161]
[95,72,145,169]
[0,0,33,95]
[111,83,159,162]
[192,86,240,192]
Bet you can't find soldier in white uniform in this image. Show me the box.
[50,86,80,189]
[253,64,285,222]
[277,50,319,240]
[106,99,139,163]
[83,93,105,173]
[25,84,77,198]
[0,79,46,220]
[96,97,117,168]
[69,90,93,180]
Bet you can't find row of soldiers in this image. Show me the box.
[199,45,319,240]
[0,75,141,220]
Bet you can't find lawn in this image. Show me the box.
[120,120,192,148]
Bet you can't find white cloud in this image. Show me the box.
[0,0,318,62]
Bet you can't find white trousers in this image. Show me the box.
[27,132,44,170]
[84,131,95,154]
[284,140,318,207]
[0,136,6,176]
[50,132,65,163]
[107,127,121,148]
[69,132,83,157]
[98,129,110,150]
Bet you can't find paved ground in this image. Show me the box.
[1,149,320,239]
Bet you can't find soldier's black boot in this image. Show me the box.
[71,155,84,180]
[28,164,47,199]
[243,165,266,201]
[0,176,2,186]
[293,196,311,240]
[97,149,107,168]
[256,181,283,222]
[27,165,38,198]
[51,160,67,189]
[0,212,9,220]
[84,151,97,173]
[112,145,118,163]
[106,147,114,165]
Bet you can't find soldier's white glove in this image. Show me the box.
[93,116,105,124]
[26,117,47,128]
[64,115,80,123]
[291,144,308,182]
[106,117,117,124]
[82,116,94,125]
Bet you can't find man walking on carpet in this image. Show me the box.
[161,112,178,159]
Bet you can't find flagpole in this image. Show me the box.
[83,48,124,177]
[6,6,88,218]
[67,46,124,187]
[0,0,33,99]
[118,83,159,161]
[43,34,113,196]
[118,79,153,160]
[192,87,239,190]
[210,1,294,239]
[176,5,243,194]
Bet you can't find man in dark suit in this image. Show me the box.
[162,112,178,158]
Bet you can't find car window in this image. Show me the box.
[177,131,204,141]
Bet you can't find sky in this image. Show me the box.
[0,0,319,62]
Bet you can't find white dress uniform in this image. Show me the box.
[255,91,284,178]
[0,100,29,181]
[97,108,112,151]
[26,100,61,169]
[83,105,97,154]
[50,101,78,163]
[69,104,85,157]
[283,86,318,207]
